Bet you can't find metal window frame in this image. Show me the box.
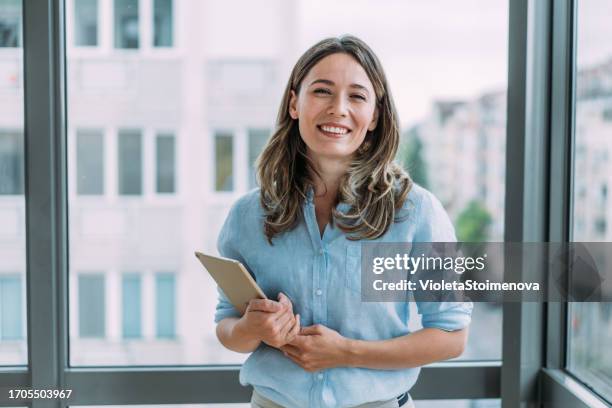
[3,0,607,407]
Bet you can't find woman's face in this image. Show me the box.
[289,53,379,162]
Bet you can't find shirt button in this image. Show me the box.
[315,289,322,296]
[318,248,324,255]
[317,373,324,380]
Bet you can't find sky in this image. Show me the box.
[298,0,509,127]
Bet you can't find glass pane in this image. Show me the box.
[76,129,104,195]
[118,130,142,195]
[214,132,233,192]
[568,0,612,402]
[0,0,20,47]
[122,273,142,338]
[74,0,98,46]
[247,128,269,190]
[0,0,26,365]
[153,0,172,47]
[67,0,505,367]
[114,0,138,49]
[78,274,106,338]
[155,273,175,339]
[156,134,175,193]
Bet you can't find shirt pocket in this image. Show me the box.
[345,245,361,293]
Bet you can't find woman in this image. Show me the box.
[214,35,473,408]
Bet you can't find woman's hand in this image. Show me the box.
[235,292,301,349]
[280,324,350,372]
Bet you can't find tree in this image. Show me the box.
[455,200,492,242]
[399,129,429,188]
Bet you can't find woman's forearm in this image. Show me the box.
[216,317,261,353]
[345,327,468,370]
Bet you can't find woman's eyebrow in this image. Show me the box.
[309,79,370,95]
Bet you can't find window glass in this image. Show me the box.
[214,132,233,192]
[0,0,20,47]
[0,0,26,365]
[114,0,139,49]
[67,0,505,366]
[118,130,142,195]
[155,273,175,339]
[0,131,23,194]
[156,133,175,193]
[247,128,269,190]
[568,0,612,402]
[78,274,106,338]
[122,273,142,338]
[153,0,172,47]
[76,129,104,195]
[0,275,22,340]
[74,0,98,46]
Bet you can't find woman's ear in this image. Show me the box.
[368,105,379,131]
[289,90,299,120]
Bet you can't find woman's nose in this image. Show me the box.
[327,94,349,117]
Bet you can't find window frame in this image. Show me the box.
[3,0,609,406]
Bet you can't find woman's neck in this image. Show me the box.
[309,153,350,199]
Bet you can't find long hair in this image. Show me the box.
[256,35,412,244]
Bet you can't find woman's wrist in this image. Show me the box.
[342,338,363,367]
[233,317,262,349]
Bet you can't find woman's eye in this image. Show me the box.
[351,94,367,101]
[313,88,332,95]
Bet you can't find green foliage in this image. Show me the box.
[399,129,429,189]
[456,200,492,242]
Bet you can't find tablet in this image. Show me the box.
[194,251,267,315]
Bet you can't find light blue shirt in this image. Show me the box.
[214,184,473,408]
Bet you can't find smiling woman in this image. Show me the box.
[214,35,472,408]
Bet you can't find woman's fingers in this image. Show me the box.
[248,298,283,313]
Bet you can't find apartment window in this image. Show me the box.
[156,133,175,193]
[74,0,98,46]
[118,130,142,195]
[0,0,21,47]
[155,273,175,338]
[78,274,105,338]
[153,0,172,47]
[0,276,22,340]
[569,0,612,402]
[76,129,104,195]
[214,132,233,192]
[0,131,23,195]
[248,128,269,189]
[122,274,141,339]
[114,0,139,49]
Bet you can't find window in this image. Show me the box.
[214,132,233,192]
[0,131,23,195]
[74,0,98,46]
[76,129,104,195]
[0,275,22,340]
[155,273,175,339]
[153,0,172,47]
[247,128,269,189]
[569,0,612,402]
[78,274,105,338]
[0,0,21,47]
[118,129,142,195]
[114,0,139,49]
[156,133,175,193]
[122,273,142,339]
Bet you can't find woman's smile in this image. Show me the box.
[317,123,352,138]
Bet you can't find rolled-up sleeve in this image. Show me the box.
[413,188,473,331]
[213,202,244,324]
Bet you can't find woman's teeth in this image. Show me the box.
[320,125,349,134]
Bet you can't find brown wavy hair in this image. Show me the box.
[256,35,412,244]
